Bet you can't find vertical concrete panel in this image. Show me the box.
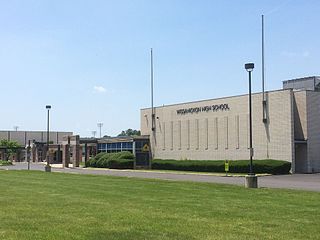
[162,122,166,150]
[306,91,320,172]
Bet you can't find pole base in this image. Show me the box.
[245,174,258,188]
[45,165,51,172]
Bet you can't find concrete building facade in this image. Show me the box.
[0,130,72,146]
[141,78,320,173]
[0,130,72,162]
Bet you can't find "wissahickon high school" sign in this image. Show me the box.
[176,104,230,115]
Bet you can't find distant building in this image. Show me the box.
[97,136,150,167]
[0,130,72,146]
[0,130,72,162]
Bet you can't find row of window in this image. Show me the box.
[98,142,133,151]
[97,141,150,153]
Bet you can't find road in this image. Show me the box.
[1,162,319,192]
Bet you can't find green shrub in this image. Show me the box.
[94,152,107,161]
[96,157,108,168]
[86,153,290,174]
[109,159,134,169]
[151,159,291,174]
[85,158,96,167]
[85,151,134,168]
[115,151,134,160]
[0,160,12,166]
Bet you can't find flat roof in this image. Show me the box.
[140,88,292,110]
[283,76,320,84]
[97,135,149,143]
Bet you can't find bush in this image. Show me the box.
[86,151,134,169]
[94,152,107,161]
[109,159,134,169]
[151,159,291,174]
[85,158,97,167]
[115,151,134,160]
[0,160,12,166]
[86,154,291,174]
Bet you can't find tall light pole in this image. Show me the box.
[151,48,155,132]
[45,105,51,172]
[97,123,103,138]
[92,130,97,138]
[244,63,257,188]
[245,63,254,175]
[13,126,19,131]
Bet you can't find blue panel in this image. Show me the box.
[99,144,107,151]
[135,141,142,149]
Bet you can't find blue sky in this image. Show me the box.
[0,0,319,137]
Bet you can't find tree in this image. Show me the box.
[0,140,21,160]
[117,129,141,137]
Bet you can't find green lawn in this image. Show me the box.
[0,171,319,240]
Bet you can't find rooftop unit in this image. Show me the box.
[283,76,320,91]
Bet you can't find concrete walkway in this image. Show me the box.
[1,162,320,192]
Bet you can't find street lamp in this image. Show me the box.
[45,105,51,172]
[97,123,103,138]
[244,63,257,188]
[245,63,254,175]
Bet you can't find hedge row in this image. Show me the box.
[85,151,134,169]
[152,159,291,175]
[86,154,291,174]
[0,160,12,166]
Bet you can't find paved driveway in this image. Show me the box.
[1,162,320,192]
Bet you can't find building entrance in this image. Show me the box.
[295,143,308,173]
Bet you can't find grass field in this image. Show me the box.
[0,171,319,240]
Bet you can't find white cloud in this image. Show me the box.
[281,50,310,58]
[303,51,310,57]
[281,51,297,57]
[93,86,106,93]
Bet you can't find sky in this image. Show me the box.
[0,0,319,137]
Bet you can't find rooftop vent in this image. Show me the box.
[283,76,320,91]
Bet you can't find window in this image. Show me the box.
[98,143,106,151]
[135,141,143,150]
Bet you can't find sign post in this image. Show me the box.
[225,160,229,176]
[27,140,31,170]
[134,143,151,170]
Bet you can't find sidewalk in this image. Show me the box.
[1,162,320,192]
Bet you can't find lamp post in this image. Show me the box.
[245,63,254,175]
[92,130,96,138]
[45,105,51,172]
[97,123,103,138]
[244,63,257,188]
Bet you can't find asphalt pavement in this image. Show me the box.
[1,162,319,192]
